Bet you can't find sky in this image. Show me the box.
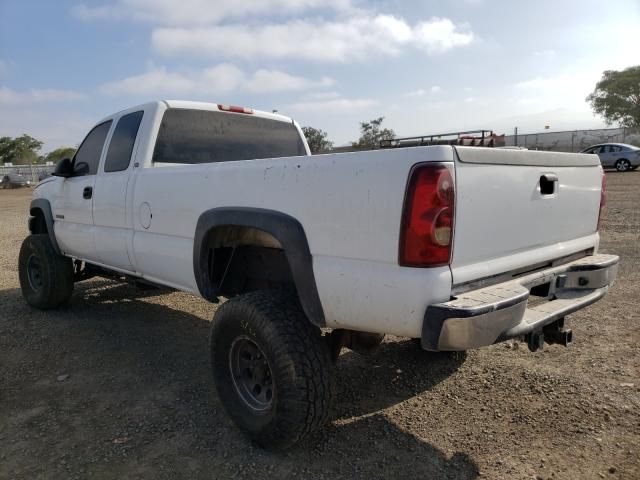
[1,0,639,152]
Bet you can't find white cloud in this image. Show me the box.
[0,87,86,104]
[300,91,341,101]
[516,76,559,89]
[515,72,599,96]
[100,65,334,95]
[405,86,442,97]
[71,4,113,20]
[245,69,334,93]
[152,15,474,62]
[512,71,603,115]
[0,106,94,152]
[71,0,352,25]
[412,18,475,53]
[533,49,556,58]
[285,97,378,113]
[405,89,426,97]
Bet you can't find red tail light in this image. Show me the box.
[218,104,253,114]
[597,171,606,230]
[399,163,455,267]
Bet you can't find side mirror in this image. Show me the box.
[52,158,74,178]
[73,161,90,176]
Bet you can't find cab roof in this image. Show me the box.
[98,100,295,127]
[164,100,295,124]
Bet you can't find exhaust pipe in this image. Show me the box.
[327,329,385,361]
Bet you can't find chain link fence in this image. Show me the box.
[504,127,640,153]
[1,164,55,184]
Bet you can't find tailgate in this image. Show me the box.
[451,146,603,286]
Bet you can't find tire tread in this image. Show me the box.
[210,290,333,449]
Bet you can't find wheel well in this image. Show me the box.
[193,207,325,326]
[203,225,295,297]
[29,208,48,234]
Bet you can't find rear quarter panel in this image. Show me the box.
[131,146,455,337]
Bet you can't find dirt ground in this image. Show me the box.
[1,173,638,480]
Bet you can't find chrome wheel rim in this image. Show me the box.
[229,336,274,413]
[618,160,630,171]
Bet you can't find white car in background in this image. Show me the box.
[580,143,640,172]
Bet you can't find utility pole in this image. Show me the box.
[514,126,518,147]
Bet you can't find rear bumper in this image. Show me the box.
[421,254,618,351]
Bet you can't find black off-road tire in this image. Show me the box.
[18,234,74,309]
[210,290,333,450]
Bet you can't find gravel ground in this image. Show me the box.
[1,173,638,480]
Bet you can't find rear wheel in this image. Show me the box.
[210,290,333,449]
[615,159,631,172]
[18,234,74,309]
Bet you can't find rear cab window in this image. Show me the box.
[104,111,144,172]
[152,109,306,165]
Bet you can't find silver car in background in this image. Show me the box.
[1,173,31,188]
[580,143,640,172]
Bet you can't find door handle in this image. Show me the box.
[83,186,93,199]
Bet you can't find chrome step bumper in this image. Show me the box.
[422,254,619,351]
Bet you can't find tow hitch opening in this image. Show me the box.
[524,318,573,352]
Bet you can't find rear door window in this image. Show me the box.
[73,121,112,175]
[152,109,306,164]
[104,111,144,172]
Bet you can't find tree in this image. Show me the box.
[301,126,333,153]
[352,117,395,149]
[0,134,44,165]
[45,146,76,163]
[586,66,640,128]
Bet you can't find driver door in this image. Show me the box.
[53,120,112,262]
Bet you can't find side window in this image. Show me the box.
[610,145,622,153]
[73,121,112,175]
[104,111,144,173]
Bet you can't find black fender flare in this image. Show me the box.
[29,199,62,255]
[193,207,325,326]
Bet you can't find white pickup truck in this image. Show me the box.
[20,100,618,448]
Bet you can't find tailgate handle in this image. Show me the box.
[540,174,558,195]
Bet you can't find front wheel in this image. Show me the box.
[18,234,74,309]
[210,291,333,450]
[615,159,631,172]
